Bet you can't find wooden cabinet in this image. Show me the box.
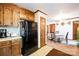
[0,3,34,27]
[0,38,22,56]
[0,4,4,26]
[20,8,28,20]
[50,24,55,33]
[11,39,21,56]
[3,5,13,26]
[12,6,20,27]
[0,4,20,27]
[0,45,11,56]
[0,40,11,56]
[20,8,34,21]
[28,12,34,21]
[3,4,20,27]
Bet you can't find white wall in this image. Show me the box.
[34,11,47,48]
[55,20,73,39]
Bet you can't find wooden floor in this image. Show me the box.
[47,40,79,56]
[46,48,72,56]
[29,45,53,56]
[29,40,79,56]
[29,45,72,56]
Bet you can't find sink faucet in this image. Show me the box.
[10,33,11,37]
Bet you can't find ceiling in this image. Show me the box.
[15,3,79,20]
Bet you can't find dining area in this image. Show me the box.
[47,31,66,43]
[47,30,79,46]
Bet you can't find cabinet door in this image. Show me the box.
[13,9,20,27]
[0,5,3,26]
[20,8,28,19]
[0,40,11,56]
[12,44,21,56]
[0,45,11,56]
[3,5,12,26]
[28,13,34,21]
[11,39,21,56]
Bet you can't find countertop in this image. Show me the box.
[0,36,22,41]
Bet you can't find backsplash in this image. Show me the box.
[0,27,20,36]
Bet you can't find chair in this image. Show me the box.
[65,32,69,45]
[51,32,56,41]
[47,33,52,40]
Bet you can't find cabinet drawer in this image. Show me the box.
[0,40,10,47]
[11,39,20,45]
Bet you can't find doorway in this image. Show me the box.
[73,21,79,40]
[40,17,46,47]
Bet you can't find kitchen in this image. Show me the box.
[1,3,79,56]
[0,3,45,56]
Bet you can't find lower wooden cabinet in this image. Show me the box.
[12,44,21,56]
[0,45,11,56]
[0,39,22,56]
[0,40,11,56]
[11,39,21,56]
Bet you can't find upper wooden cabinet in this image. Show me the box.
[0,4,4,26]
[20,8,29,20]
[0,3,34,27]
[12,6,20,27]
[0,4,20,27]
[28,12,34,21]
[20,8,34,21]
[3,5,13,26]
[50,24,55,33]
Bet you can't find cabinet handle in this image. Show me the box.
[11,22,13,25]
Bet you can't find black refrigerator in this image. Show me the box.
[20,20,38,55]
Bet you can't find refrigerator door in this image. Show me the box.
[24,21,28,42]
[20,20,25,37]
[20,20,28,41]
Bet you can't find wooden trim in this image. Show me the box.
[34,10,47,15]
[19,6,34,13]
[66,17,79,20]
[0,3,19,8]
